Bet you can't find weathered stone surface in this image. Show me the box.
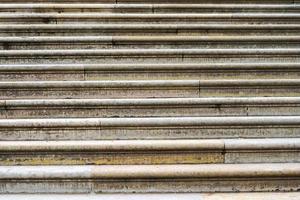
[0,164,298,193]
[1,63,300,81]
[1,97,300,118]
[0,193,300,200]
[0,116,300,140]
[0,0,299,194]
[0,138,298,165]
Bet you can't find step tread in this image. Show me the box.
[1,48,299,56]
[0,138,298,151]
[3,97,300,106]
[1,63,299,71]
[1,116,300,127]
[0,163,299,179]
[1,36,300,42]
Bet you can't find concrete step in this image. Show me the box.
[1,36,299,50]
[1,4,299,13]
[1,80,300,99]
[1,13,299,24]
[0,138,298,165]
[0,48,299,64]
[0,24,298,36]
[1,116,300,140]
[2,97,300,118]
[1,63,300,81]
[0,163,298,193]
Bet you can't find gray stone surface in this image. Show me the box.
[0,193,300,200]
[0,0,299,194]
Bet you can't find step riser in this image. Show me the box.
[0,152,223,165]
[0,0,295,3]
[2,88,300,98]
[2,18,299,24]
[2,43,299,50]
[125,0,299,2]
[2,70,300,81]
[0,126,299,140]
[0,179,298,193]
[2,105,300,118]
[0,150,298,165]
[0,150,300,166]
[2,8,300,13]
[2,30,298,37]
[1,193,299,200]
[0,0,116,2]
[0,88,199,99]
[225,151,300,164]
[0,72,83,81]
[86,70,300,80]
[2,85,300,98]
[199,87,300,97]
[1,56,299,65]
[1,24,299,36]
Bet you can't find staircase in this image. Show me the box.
[0,0,300,197]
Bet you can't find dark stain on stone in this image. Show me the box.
[2,42,10,50]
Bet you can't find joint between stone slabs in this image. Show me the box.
[4,100,7,119]
[110,36,117,46]
[221,139,226,164]
[83,68,87,81]
[198,80,201,98]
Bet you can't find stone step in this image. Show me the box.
[1,116,300,140]
[0,138,298,165]
[1,80,300,99]
[0,24,298,36]
[1,97,300,118]
[1,36,299,50]
[0,48,299,64]
[1,13,299,24]
[0,193,299,200]
[0,163,298,193]
[1,63,300,81]
[0,80,200,99]
[0,0,296,3]
[1,3,300,13]
[0,0,299,196]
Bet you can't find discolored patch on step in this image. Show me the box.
[0,152,224,165]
